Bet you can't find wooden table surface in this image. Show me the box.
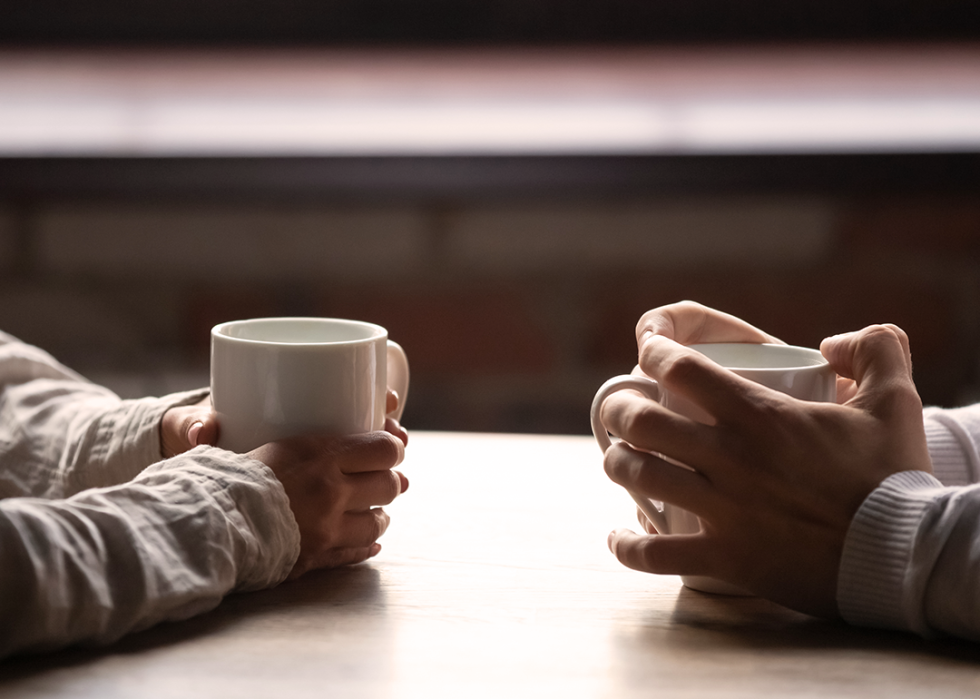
[2,431,979,698]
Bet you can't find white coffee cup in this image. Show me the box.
[211,317,410,454]
[590,342,836,595]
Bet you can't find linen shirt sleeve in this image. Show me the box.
[0,446,300,658]
[0,331,301,657]
[0,330,210,499]
[837,404,980,640]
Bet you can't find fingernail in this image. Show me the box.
[369,543,382,557]
[398,472,409,494]
[187,421,204,446]
[607,530,616,553]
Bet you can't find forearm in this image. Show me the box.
[1,377,208,498]
[1,331,213,497]
[54,385,211,495]
[0,447,299,658]
[838,472,980,641]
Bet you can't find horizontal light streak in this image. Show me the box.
[2,97,979,155]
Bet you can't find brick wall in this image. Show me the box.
[1,194,978,434]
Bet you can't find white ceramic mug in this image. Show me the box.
[211,317,410,454]
[590,342,836,595]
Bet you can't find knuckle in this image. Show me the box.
[314,522,341,552]
[381,472,401,504]
[855,324,903,352]
[883,381,923,414]
[674,299,705,314]
[372,509,390,539]
[277,434,321,460]
[369,432,404,468]
[600,392,657,438]
[881,323,910,344]
[604,443,651,490]
[622,400,661,435]
[660,352,704,386]
[603,443,630,481]
[638,539,670,574]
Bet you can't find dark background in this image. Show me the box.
[2,2,979,434]
[4,1,980,45]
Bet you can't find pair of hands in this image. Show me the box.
[598,301,931,618]
[161,390,409,579]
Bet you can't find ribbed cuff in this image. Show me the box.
[837,470,944,636]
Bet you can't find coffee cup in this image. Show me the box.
[590,342,836,595]
[211,317,409,454]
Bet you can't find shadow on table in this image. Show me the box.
[662,586,980,663]
[0,564,384,683]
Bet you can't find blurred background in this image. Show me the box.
[1,1,979,434]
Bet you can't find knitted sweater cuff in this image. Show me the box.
[837,470,945,636]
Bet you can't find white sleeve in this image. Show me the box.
[923,405,980,486]
[837,403,980,640]
[0,446,300,658]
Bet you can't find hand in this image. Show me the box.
[635,300,867,404]
[161,389,408,458]
[625,301,784,531]
[251,429,408,577]
[161,396,218,458]
[600,320,931,618]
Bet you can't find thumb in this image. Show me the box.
[161,402,219,457]
[819,324,918,418]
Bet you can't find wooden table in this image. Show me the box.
[2,431,979,697]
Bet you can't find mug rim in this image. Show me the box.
[689,342,828,371]
[212,317,387,346]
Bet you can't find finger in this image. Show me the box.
[637,301,782,349]
[346,469,406,510]
[636,507,657,534]
[386,388,400,416]
[334,508,391,549]
[326,543,383,568]
[385,416,409,446]
[882,323,913,370]
[820,325,920,419]
[820,324,913,381]
[636,335,766,425]
[607,528,716,577]
[603,442,718,515]
[599,390,721,468]
[161,405,218,457]
[335,431,406,474]
[289,543,382,578]
[190,412,219,448]
[835,375,858,404]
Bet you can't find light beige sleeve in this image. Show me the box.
[0,331,209,499]
[0,446,300,658]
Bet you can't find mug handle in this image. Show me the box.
[386,340,410,422]
[590,375,671,535]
